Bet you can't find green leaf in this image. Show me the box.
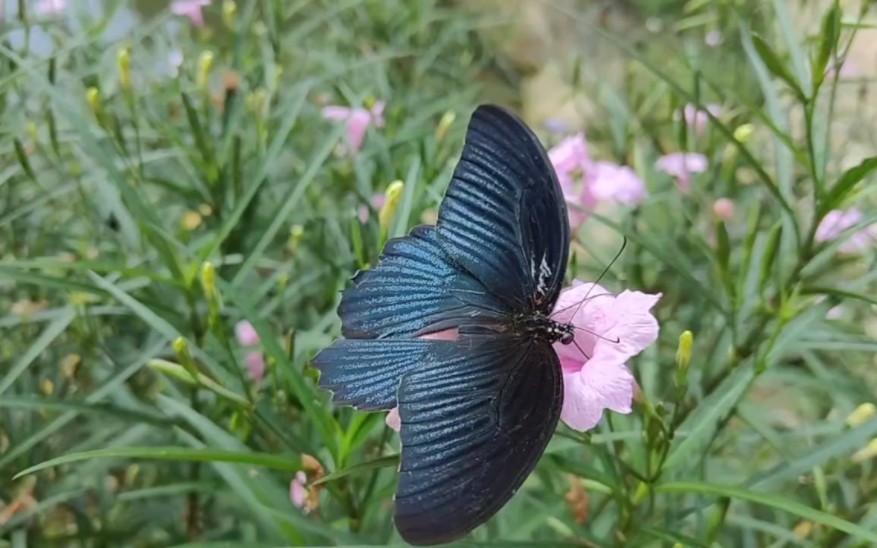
[312,454,399,486]
[0,310,74,395]
[657,481,877,543]
[801,286,877,307]
[813,2,841,88]
[0,396,170,426]
[770,0,813,97]
[664,366,756,472]
[751,33,807,101]
[747,418,877,489]
[14,446,299,479]
[759,224,783,292]
[822,155,877,213]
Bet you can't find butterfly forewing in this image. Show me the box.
[394,335,563,545]
[435,105,570,312]
[338,226,509,339]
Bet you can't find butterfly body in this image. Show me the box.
[512,311,575,345]
[313,105,571,545]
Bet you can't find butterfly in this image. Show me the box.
[313,104,574,545]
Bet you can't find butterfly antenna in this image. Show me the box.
[571,338,590,361]
[571,325,621,344]
[551,237,627,319]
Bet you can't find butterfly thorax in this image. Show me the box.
[512,312,575,345]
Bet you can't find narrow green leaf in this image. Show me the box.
[822,155,877,213]
[751,34,807,101]
[802,286,877,307]
[87,271,180,341]
[771,0,813,97]
[759,224,783,292]
[0,310,74,395]
[181,91,217,181]
[13,137,36,182]
[813,2,841,88]
[664,366,756,472]
[14,446,299,479]
[311,454,399,486]
[748,418,877,489]
[658,481,877,543]
[0,396,170,425]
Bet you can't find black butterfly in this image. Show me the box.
[313,104,574,545]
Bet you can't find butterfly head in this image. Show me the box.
[559,326,575,345]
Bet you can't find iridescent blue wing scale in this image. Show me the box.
[312,338,437,411]
[436,105,570,313]
[338,226,509,339]
[393,335,563,545]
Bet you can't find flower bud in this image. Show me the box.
[117,47,132,91]
[222,0,237,28]
[435,110,456,142]
[288,224,304,255]
[86,87,102,115]
[852,438,877,462]
[733,123,754,143]
[379,180,405,237]
[173,337,198,378]
[846,403,877,428]
[713,198,735,221]
[676,330,694,373]
[197,50,215,92]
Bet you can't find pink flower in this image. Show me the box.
[548,134,595,231]
[682,103,723,134]
[713,198,735,220]
[34,0,67,15]
[170,0,211,26]
[588,161,648,205]
[549,134,591,178]
[386,407,401,432]
[290,471,307,508]
[826,305,844,320]
[322,101,386,153]
[705,31,723,47]
[656,152,708,192]
[234,320,260,346]
[245,351,265,383]
[357,193,387,224]
[548,134,647,229]
[551,280,661,431]
[815,209,877,253]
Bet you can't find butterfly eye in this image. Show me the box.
[560,330,575,345]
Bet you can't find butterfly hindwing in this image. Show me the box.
[338,226,509,339]
[393,335,563,545]
[436,105,570,313]
[312,338,439,411]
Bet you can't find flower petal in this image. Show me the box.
[234,320,260,346]
[548,134,590,177]
[345,111,372,151]
[386,406,401,432]
[321,106,352,121]
[590,290,661,366]
[245,351,265,383]
[588,162,647,205]
[290,471,308,508]
[561,362,635,432]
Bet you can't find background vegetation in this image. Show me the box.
[2,0,877,546]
